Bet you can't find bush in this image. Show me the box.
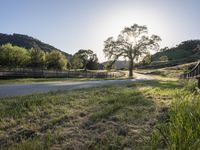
[46,50,68,70]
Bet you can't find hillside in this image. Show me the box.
[0,33,71,58]
[142,40,200,69]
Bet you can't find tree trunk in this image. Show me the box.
[84,67,87,72]
[129,59,133,77]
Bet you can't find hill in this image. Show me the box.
[0,33,71,58]
[142,40,200,68]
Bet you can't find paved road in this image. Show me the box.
[0,73,153,98]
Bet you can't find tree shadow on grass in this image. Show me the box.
[81,86,159,149]
[128,80,182,90]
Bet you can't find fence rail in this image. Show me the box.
[180,61,200,88]
[180,61,200,79]
[0,69,119,79]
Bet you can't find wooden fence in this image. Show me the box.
[0,69,118,79]
[180,61,200,88]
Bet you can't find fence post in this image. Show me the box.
[198,78,200,89]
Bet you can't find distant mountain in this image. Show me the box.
[102,60,129,69]
[0,33,71,58]
[141,40,200,68]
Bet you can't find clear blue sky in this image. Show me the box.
[1,0,200,62]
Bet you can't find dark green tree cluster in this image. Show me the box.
[71,49,99,71]
[0,43,69,70]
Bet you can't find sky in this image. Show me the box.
[0,0,200,62]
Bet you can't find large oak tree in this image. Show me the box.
[103,24,161,77]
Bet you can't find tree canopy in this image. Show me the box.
[46,50,68,70]
[29,48,46,68]
[72,49,98,71]
[0,43,30,67]
[103,24,161,77]
[0,44,69,70]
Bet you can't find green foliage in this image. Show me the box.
[104,62,113,70]
[148,40,200,68]
[72,49,98,70]
[154,92,200,150]
[159,55,168,62]
[46,50,68,70]
[140,53,152,65]
[29,48,46,68]
[71,53,83,69]
[0,44,69,70]
[0,43,30,67]
[180,79,197,92]
[0,33,71,58]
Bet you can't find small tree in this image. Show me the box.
[141,52,152,65]
[159,55,168,61]
[72,49,98,71]
[46,50,68,70]
[103,24,161,77]
[29,48,46,69]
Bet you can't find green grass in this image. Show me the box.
[0,77,199,149]
[149,79,200,150]
[0,77,120,84]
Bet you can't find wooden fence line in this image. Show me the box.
[180,61,200,88]
[0,69,117,79]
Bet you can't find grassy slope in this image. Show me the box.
[148,40,200,68]
[134,62,192,78]
[0,75,199,149]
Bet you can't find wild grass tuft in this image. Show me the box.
[151,89,200,149]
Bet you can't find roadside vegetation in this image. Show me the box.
[0,74,199,149]
[0,77,105,84]
[150,79,200,149]
[137,40,200,69]
[0,76,125,84]
[0,44,100,72]
[134,62,196,78]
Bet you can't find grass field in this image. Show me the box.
[0,77,122,84]
[0,76,199,149]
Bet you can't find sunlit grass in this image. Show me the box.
[0,77,123,84]
[0,77,199,149]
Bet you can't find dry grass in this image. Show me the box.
[0,78,182,149]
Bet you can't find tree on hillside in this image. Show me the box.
[29,48,46,69]
[103,24,161,77]
[72,49,98,71]
[0,43,30,67]
[141,52,152,65]
[46,50,68,70]
[159,55,168,62]
[160,47,169,52]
